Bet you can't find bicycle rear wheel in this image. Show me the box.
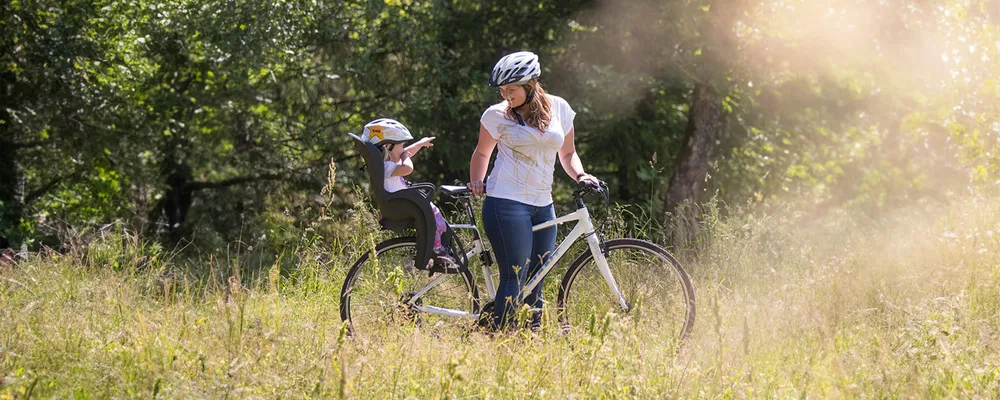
[557,238,695,344]
[340,237,480,334]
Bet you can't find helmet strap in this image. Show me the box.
[509,87,535,126]
[512,109,526,126]
[512,88,535,110]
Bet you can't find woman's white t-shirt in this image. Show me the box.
[479,95,576,206]
[383,161,408,193]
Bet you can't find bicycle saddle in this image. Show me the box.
[439,185,471,197]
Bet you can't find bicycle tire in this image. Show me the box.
[557,238,695,343]
[340,237,480,334]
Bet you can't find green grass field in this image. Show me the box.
[2,194,999,399]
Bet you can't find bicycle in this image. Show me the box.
[339,179,696,341]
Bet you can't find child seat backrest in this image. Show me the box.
[348,133,437,271]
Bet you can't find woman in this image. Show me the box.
[468,51,600,329]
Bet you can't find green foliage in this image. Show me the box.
[4,0,999,250]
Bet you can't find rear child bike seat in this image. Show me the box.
[349,133,438,271]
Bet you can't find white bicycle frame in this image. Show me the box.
[406,205,629,319]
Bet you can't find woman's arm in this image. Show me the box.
[468,123,497,195]
[558,128,596,183]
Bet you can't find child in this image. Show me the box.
[361,118,456,267]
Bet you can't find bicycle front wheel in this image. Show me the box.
[340,237,480,334]
[557,238,695,343]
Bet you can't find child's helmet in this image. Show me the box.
[361,118,413,146]
[488,51,540,87]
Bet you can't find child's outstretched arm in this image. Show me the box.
[404,137,435,158]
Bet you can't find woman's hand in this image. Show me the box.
[467,180,486,196]
[576,173,600,186]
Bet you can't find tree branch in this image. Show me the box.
[24,168,84,204]
[186,155,353,191]
[669,54,708,86]
[13,140,48,149]
[187,173,286,191]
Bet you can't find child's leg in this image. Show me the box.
[430,203,447,248]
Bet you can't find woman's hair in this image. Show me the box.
[505,79,551,132]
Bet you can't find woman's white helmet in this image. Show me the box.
[361,118,413,146]
[488,51,540,87]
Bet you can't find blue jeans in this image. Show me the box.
[481,196,556,328]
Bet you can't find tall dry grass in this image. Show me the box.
[2,192,999,398]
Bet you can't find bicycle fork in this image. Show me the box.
[586,231,630,312]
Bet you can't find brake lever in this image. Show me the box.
[599,181,610,206]
[576,179,610,207]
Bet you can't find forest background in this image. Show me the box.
[6,0,999,252]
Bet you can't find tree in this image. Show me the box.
[553,0,750,236]
[5,0,996,254]
[665,84,723,214]
[2,0,114,249]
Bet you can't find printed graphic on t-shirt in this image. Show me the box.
[496,126,543,168]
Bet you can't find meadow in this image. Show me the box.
[2,192,999,399]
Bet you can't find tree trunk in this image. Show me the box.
[163,161,193,244]
[146,147,194,245]
[1,69,21,249]
[0,134,18,250]
[664,83,722,241]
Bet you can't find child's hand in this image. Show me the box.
[413,137,436,149]
[403,137,435,159]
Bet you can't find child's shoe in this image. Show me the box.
[433,246,457,268]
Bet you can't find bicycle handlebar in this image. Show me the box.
[443,178,610,207]
[573,179,610,207]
